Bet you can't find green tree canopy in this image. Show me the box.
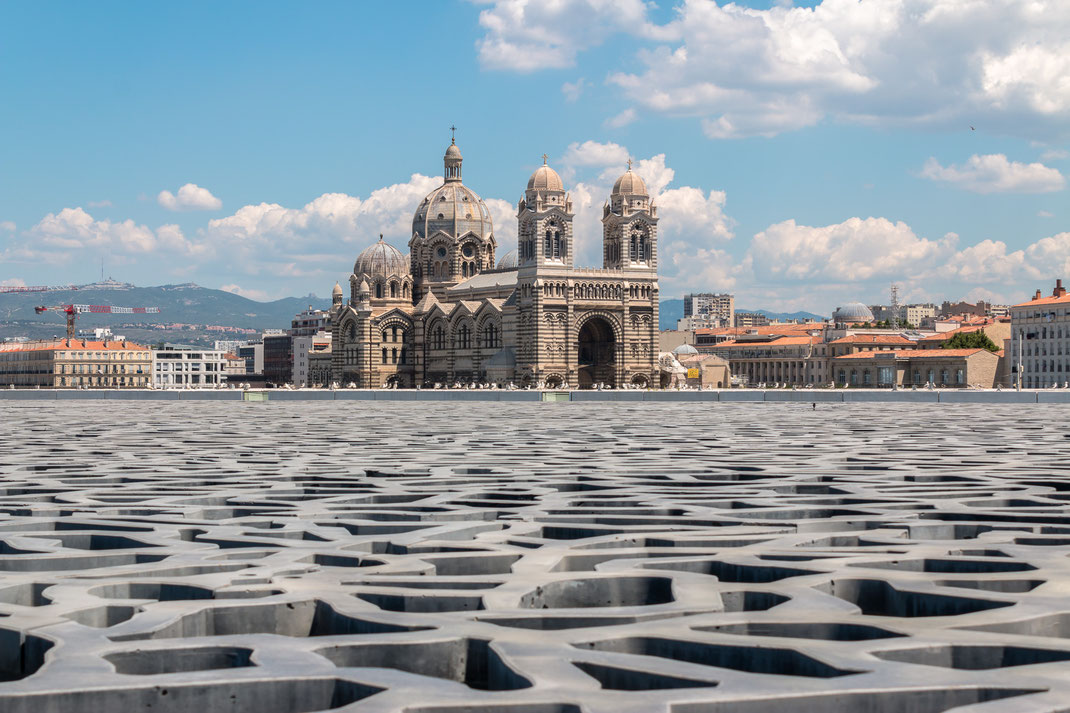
[943,330,1000,352]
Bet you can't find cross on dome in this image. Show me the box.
[450,125,456,144]
[542,153,548,165]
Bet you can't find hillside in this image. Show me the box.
[658,298,825,330]
[0,283,329,346]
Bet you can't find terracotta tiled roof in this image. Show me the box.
[1012,293,1070,308]
[918,326,982,342]
[833,348,994,360]
[829,334,913,345]
[714,335,819,348]
[694,323,823,337]
[0,340,148,353]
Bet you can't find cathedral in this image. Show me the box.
[328,137,659,388]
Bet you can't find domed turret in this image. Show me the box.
[527,156,563,192]
[354,236,408,280]
[332,282,343,305]
[833,302,875,323]
[612,165,648,197]
[496,249,518,270]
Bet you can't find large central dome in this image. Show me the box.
[411,140,494,243]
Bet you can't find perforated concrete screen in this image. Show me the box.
[1,402,1069,712]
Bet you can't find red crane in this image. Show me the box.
[34,304,161,340]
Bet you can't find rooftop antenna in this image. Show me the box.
[890,283,901,327]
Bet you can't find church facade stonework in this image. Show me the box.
[329,139,659,388]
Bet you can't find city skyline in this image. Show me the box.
[1,0,1068,315]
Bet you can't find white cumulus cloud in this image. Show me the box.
[0,221,15,232]
[478,0,1070,140]
[749,217,956,283]
[920,154,1066,194]
[157,183,223,211]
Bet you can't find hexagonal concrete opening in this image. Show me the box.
[874,644,1070,670]
[820,579,1013,617]
[698,621,905,641]
[519,577,674,609]
[573,661,718,690]
[575,637,861,678]
[314,638,530,690]
[106,646,254,675]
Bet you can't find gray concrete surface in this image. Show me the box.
[3,388,1070,403]
[0,401,1069,712]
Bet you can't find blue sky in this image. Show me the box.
[1,0,1067,313]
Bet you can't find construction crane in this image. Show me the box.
[0,284,78,294]
[33,304,161,340]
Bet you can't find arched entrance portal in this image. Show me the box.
[577,316,616,389]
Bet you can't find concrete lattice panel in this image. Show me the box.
[0,402,1069,712]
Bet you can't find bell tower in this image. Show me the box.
[603,160,658,272]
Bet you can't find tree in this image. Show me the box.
[943,331,1000,352]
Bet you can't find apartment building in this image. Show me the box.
[151,347,227,388]
[0,340,151,388]
[1010,279,1070,388]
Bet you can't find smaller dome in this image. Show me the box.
[833,302,875,323]
[496,249,518,270]
[332,282,343,297]
[359,278,371,294]
[445,142,462,159]
[673,343,699,356]
[354,236,408,279]
[528,163,563,192]
[612,167,648,196]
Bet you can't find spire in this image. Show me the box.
[444,128,462,182]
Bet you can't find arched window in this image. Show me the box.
[544,230,552,256]
[941,369,949,384]
[375,282,383,299]
[381,348,387,364]
[390,282,398,298]
[347,322,356,341]
[399,347,407,365]
[391,348,397,364]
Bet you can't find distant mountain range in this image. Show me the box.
[0,283,329,344]
[658,298,825,331]
[0,283,824,340]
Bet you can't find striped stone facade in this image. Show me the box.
[329,141,659,389]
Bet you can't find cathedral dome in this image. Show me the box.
[833,302,875,323]
[527,162,563,192]
[411,155,494,243]
[496,249,518,270]
[612,166,648,197]
[354,236,408,279]
[445,142,462,160]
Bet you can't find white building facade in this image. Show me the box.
[292,332,332,387]
[152,347,228,388]
[1010,279,1070,388]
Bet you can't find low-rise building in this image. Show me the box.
[734,312,769,328]
[152,347,227,388]
[1010,279,1070,388]
[706,334,822,386]
[827,333,916,358]
[916,319,1011,350]
[0,339,151,388]
[237,343,263,375]
[223,353,246,380]
[308,348,333,387]
[832,348,1001,388]
[293,331,332,387]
